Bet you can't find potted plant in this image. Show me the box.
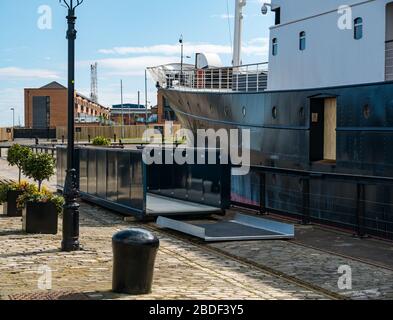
[7,144,32,183]
[0,144,33,217]
[0,181,37,217]
[17,188,64,235]
[18,153,62,234]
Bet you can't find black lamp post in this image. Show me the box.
[60,0,84,252]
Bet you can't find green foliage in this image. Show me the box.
[92,136,111,146]
[23,153,55,191]
[0,181,38,204]
[7,144,32,182]
[17,188,65,215]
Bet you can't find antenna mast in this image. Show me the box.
[233,0,247,67]
[90,62,98,103]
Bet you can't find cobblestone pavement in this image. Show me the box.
[210,235,393,300]
[1,158,392,300]
[0,203,328,300]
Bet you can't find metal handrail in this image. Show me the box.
[148,62,269,93]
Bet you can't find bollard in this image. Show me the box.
[114,134,117,143]
[35,137,39,145]
[112,229,159,295]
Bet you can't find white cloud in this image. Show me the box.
[81,55,180,77]
[98,39,268,58]
[0,67,60,80]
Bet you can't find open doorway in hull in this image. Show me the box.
[309,97,337,163]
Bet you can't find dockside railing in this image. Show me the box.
[241,166,393,241]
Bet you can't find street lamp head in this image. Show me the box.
[179,35,183,44]
[59,0,84,10]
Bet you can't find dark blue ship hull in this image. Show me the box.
[161,80,393,240]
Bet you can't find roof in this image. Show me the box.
[112,103,146,110]
[40,81,67,89]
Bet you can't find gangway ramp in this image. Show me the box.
[157,213,295,242]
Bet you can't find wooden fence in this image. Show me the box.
[56,124,182,141]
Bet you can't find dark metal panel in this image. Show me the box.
[130,152,144,210]
[117,151,131,207]
[96,150,107,199]
[106,150,118,202]
[79,149,88,193]
[87,149,97,195]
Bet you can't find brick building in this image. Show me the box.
[110,103,150,125]
[24,82,110,129]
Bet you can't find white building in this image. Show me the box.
[267,0,393,91]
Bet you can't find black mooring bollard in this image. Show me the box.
[112,229,159,295]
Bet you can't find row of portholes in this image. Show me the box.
[182,100,373,120]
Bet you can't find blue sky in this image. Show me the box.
[0,0,273,126]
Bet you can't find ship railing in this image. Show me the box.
[148,62,269,93]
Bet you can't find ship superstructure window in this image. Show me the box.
[299,32,306,51]
[354,17,363,40]
[272,38,278,56]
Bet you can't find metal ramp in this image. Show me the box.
[157,213,295,242]
[146,194,222,215]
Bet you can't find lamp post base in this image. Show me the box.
[62,169,80,252]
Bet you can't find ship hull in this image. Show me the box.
[161,80,393,239]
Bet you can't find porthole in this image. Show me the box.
[363,104,371,119]
[242,106,247,117]
[272,106,278,119]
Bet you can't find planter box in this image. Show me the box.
[22,202,58,235]
[3,190,23,217]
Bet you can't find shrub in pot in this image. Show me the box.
[17,189,64,235]
[0,144,33,217]
[0,182,37,217]
[19,153,62,234]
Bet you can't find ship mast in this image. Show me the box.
[233,0,247,67]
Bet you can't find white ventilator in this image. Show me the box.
[233,0,247,67]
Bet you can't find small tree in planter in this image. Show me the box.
[17,188,64,235]
[1,145,34,217]
[23,153,55,191]
[7,144,32,183]
[18,154,62,235]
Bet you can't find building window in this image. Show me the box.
[272,38,278,56]
[354,17,363,40]
[299,31,306,50]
